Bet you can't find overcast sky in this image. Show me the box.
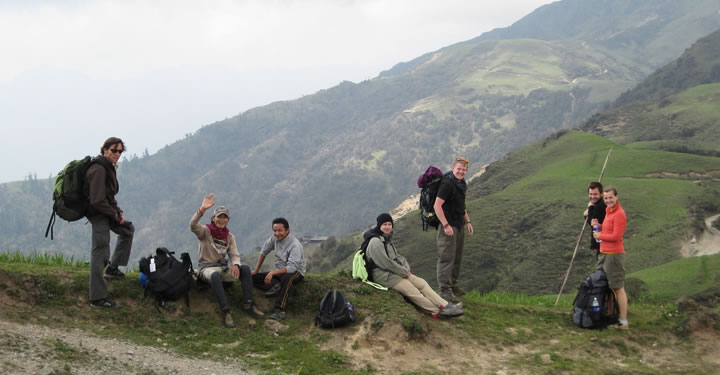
[0,0,554,183]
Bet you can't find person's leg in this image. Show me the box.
[407,274,447,308]
[200,267,230,313]
[274,272,304,311]
[614,287,628,320]
[108,221,134,269]
[252,272,271,291]
[237,265,254,303]
[436,227,457,294]
[451,227,465,292]
[606,253,628,326]
[392,277,440,314]
[89,216,111,301]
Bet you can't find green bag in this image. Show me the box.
[45,156,95,239]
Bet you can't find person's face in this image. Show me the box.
[603,191,618,209]
[379,221,393,234]
[102,143,124,164]
[452,162,468,180]
[588,188,601,204]
[213,214,229,229]
[273,223,289,241]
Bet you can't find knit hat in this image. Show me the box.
[376,213,393,228]
[213,206,230,218]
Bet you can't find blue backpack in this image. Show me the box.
[572,270,619,329]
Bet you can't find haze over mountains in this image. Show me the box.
[2,0,720,270]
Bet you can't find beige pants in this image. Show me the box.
[198,266,235,283]
[392,274,448,313]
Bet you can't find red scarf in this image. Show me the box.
[206,223,229,240]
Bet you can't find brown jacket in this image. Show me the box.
[84,155,121,221]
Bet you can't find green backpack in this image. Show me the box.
[45,156,97,239]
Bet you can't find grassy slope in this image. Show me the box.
[381,131,720,295]
[1,254,719,375]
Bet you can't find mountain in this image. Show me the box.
[2,0,720,265]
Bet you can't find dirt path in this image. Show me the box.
[682,214,720,257]
[0,318,256,375]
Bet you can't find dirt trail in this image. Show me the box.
[682,214,720,257]
[0,318,255,375]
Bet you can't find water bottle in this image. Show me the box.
[593,225,602,243]
[592,297,600,313]
[150,258,156,273]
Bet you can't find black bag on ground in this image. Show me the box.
[314,289,356,328]
[138,247,195,309]
[572,269,619,329]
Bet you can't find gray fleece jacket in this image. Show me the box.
[367,232,410,288]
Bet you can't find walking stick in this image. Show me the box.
[554,146,613,306]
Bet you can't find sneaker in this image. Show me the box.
[223,312,236,328]
[440,291,460,304]
[611,321,629,330]
[431,312,440,319]
[103,266,125,280]
[89,298,118,309]
[452,286,466,296]
[242,301,265,319]
[264,283,282,297]
[439,303,463,318]
[269,309,286,321]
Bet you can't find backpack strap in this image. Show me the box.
[44,211,57,240]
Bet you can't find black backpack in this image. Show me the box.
[139,247,195,309]
[45,156,98,239]
[572,270,619,329]
[314,289,356,328]
[417,166,444,231]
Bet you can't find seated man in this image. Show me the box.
[252,217,306,321]
[191,193,264,328]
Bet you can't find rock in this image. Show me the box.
[540,354,552,364]
[264,320,289,334]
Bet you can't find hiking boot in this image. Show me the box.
[440,290,460,304]
[223,312,236,328]
[242,301,265,319]
[611,321,629,330]
[269,309,286,321]
[264,283,282,297]
[89,298,118,309]
[452,286,466,296]
[440,303,463,318]
[103,266,125,280]
[442,302,463,310]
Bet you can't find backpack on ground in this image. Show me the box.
[314,289,356,328]
[351,230,388,290]
[572,269,619,329]
[45,156,97,240]
[417,165,444,231]
[138,247,195,310]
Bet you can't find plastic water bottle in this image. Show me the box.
[592,297,600,313]
[593,225,602,243]
[150,258,156,273]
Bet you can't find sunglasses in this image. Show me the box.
[456,157,469,164]
[110,149,124,154]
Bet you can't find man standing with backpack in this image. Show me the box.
[433,157,473,303]
[85,137,134,309]
[584,181,606,258]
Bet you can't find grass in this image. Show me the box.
[0,251,86,268]
[2,255,719,374]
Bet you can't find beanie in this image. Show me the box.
[376,213,393,228]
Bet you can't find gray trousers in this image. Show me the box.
[436,225,465,292]
[89,215,134,301]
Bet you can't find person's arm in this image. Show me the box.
[87,165,119,221]
[434,197,454,237]
[252,254,266,276]
[367,238,409,278]
[464,210,473,235]
[598,213,626,243]
[190,194,214,239]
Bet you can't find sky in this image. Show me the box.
[0,0,555,183]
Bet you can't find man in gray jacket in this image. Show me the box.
[252,217,306,321]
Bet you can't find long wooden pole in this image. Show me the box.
[554,146,613,306]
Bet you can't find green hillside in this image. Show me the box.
[3,1,720,270]
[353,131,720,295]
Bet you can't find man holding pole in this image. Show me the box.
[583,181,606,257]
